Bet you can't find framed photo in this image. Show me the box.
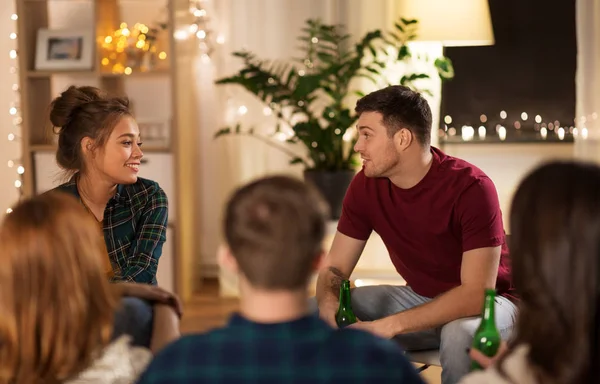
[137,118,171,148]
[35,28,94,71]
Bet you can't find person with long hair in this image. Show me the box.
[0,192,179,383]
[461,160,600,384]
[47,85,175,348]
[49,85,167,284]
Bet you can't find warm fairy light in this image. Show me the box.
[101,22,166,74]
[124,67,132,75]
[478,126,486,139]
[158,51,167,60]
[582,128,589,139]
[8,12,23,202]
[498,126,507,141]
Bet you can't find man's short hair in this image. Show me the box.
[224,175,330,290]
[355,85,432,145]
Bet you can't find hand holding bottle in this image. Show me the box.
[469,289,502,371]
[469,340,508,369]
[335,279,357,327]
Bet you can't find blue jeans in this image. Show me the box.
[349,285,517,384]
[112,297,154,348]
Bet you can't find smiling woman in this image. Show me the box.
[41,85,176,349]
[47,85,168,285]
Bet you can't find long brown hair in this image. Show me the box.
[505,161,600,383]
[0,192,118,384]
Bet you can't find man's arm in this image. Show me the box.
[356,245,501,337]
[315,231,366,325]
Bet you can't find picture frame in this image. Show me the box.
[35,28,94,71]
[137,118,171,148]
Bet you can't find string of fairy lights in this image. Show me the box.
[440,110,595,142]
[6,11,22,213]
[173,0,224,61]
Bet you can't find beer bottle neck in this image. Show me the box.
[481,290,496,325]
[339,281,352,306]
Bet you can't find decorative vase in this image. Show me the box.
[303,169,356,220]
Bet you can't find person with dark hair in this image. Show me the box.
[461,160,600,384]
[46,85,179,350]
[315,85,517,384]
[49,85,167,285]
[137,175,425,383]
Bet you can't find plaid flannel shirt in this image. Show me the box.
[136,313,425,384]
[53,174,168,284]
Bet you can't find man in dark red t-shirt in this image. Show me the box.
[314,85,517,384]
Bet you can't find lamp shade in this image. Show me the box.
[394,0,494,46]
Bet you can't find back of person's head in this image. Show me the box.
[508,160,600,383]
[50,85,131,173]
[223,175,329,290]
[355,85,432,146]
[0,192,117,383]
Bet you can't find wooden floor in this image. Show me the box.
[180,279,441,384]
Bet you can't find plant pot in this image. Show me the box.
[304,169,356,220]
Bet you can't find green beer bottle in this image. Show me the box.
[470,288,501,371]
[335,279,357,327]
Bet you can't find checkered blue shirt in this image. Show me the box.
[53,174,168,284]
[137,313,425,383]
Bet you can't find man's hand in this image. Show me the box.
[347,319,395,339]
[116,282,183,318]
[317,298,339,328]
[469,341,509,369]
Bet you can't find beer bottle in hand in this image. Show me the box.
[335,279,357,328]
[470,288,501,371]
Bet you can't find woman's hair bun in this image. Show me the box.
[49,86,106,128]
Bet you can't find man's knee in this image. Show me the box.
[439,317,480,384]
[350,285,405,321]
[440,317,480,352]
[113,297,154,348]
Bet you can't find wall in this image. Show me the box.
[0,1,21,214]
[441,142,575,232]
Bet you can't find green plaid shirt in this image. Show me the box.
[53,174,168,285]
[137,313,425,383]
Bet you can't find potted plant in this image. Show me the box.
[214,18,453,219]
